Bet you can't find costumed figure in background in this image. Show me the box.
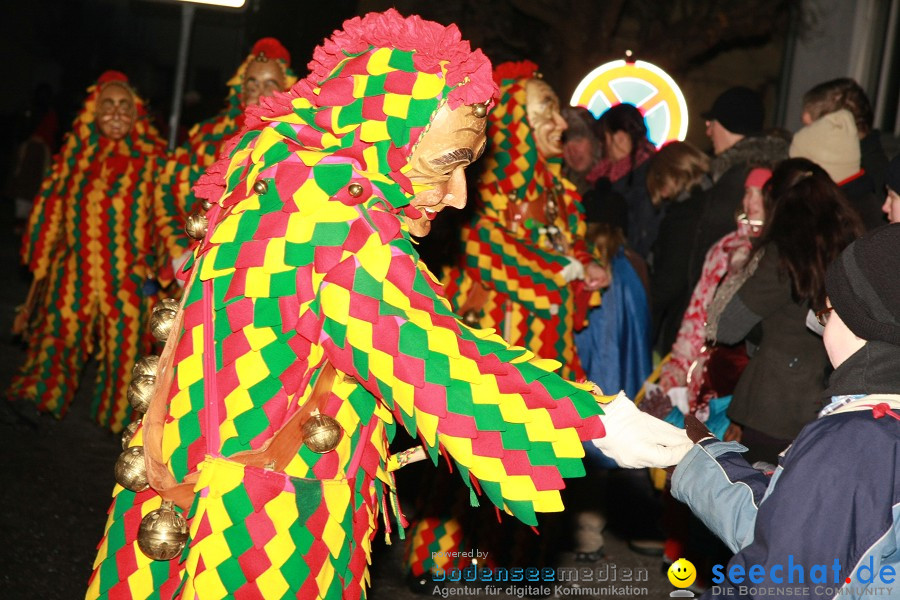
[444,60,608,382]
[159,37,297,218]
[87,12,690,600]
[7,71,188,432]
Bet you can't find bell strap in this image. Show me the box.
[142,225,339,508]
[144,340,337,511]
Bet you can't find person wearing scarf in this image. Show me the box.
[672,224,900,600]
[443,60,607,382]
[7,71,188,432]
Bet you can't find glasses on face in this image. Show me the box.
[816,305,834,327]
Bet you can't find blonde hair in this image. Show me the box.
[646,141,710,205]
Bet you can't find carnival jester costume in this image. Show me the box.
[8,71,188,432]
[158,37,297,218]
[443,61,602,381]
[87,11,690,600]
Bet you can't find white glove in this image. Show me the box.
[591,392,693,468]
[561,256,585,283]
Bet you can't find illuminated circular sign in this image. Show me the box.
[570,59,688,148]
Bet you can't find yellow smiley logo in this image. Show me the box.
[667,558,697,589]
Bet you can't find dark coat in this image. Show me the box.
[688,134,789,289]
[650,180,708,355]
[611,159,659,260]
[716,245,830,440]
[860,130,889,201]
[840,171,886,231]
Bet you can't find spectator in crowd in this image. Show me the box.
[689,86,788,288]
[645,167,771,433]
[710,158,863,464]
[802,77,890,199]
[589,103,659,259]
[575,186,652,400]
[562,105,603,196]
[645,141,711,357]
[789,109,884,231]
[672,223,900,600]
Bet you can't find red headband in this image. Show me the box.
[745,167,772,189]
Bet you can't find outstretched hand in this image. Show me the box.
[591,392,693,468]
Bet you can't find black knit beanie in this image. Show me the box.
[825,224,900,345]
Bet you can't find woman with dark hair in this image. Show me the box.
[588,103,659,258]
[710,158,864,464]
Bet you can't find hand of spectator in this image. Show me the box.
[591,392,693,468]
[639,385,673,419]
[583,261,610,291]
[684,414,716,444]
[723,423,743,443]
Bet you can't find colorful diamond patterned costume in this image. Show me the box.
[443,62,600,380]
[8,71,188,432]
[88,12,611,600]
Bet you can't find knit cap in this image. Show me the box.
[702,86,764,136]
[825,223,900,345]
[789,109,860,183]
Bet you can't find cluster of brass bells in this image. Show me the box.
[302,413,343,453]
[150,298,179,342]
[137,500,189,561]
[114,446,149,492]
[185,212,209,240]
[121,419,141,449]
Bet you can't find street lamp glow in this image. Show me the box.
[178,0,246,7]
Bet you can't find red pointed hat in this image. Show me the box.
[492,60,539,85]
[250,37,291,67]
[97,70,130,86]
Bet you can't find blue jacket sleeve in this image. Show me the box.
[671,439,773,553]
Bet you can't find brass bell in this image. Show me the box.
[128,374,156,413]
[184,213,209,240]
[114,446,149,492]
[200,199,212,211]
[137,500,189,561]
[302,413,343,453]
[253,179,268,195]
[348,183,363,197]
[132,355,160,378]
[461,309,480,328]
[121,419,141,449]
[472,102,488,118]
[150,299,179,342]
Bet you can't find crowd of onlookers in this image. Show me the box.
[561,77,900,588]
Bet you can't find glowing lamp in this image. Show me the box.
[571,59,688,148]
